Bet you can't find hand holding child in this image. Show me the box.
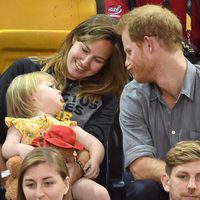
[84,158,100,179]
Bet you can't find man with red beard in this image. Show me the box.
[161,141,200,200]
[117,4,200,200]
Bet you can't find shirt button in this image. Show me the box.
[171,130,176,135]
[166,109,170,113]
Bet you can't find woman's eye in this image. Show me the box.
[44,181,54,187]
[25,183,35,188]
[95,58,105,64]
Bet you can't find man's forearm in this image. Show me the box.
[129,156,165,183]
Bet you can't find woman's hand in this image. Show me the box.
[67,149,90,185]
[84,158,100,179]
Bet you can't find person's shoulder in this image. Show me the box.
[13,57,32,65]
[120,81,154,112]
[194,64,200,71]
[10,57,41,72]
[0,57,43,87]
[121,80,153,102]
[187,61,200,76]
[1,57,42,79]
[124,79,152,94]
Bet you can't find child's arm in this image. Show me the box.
[72,126,104,179]
[2,126,34,159]
[0,144,6,188]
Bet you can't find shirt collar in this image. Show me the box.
[181,59,196,100]
[150,59,196,101]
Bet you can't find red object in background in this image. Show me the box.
[105,0,129,18]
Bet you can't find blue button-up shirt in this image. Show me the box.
[120,60,200,168]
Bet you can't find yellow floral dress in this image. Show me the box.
[5,115,77,145]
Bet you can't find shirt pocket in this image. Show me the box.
[179,129,200,140]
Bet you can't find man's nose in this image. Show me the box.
[125,57,130,68]
[187,177,197,190]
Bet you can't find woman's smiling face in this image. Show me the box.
[66,39,114,80]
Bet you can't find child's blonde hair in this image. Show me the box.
[6,71,56,118]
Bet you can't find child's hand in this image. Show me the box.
[18,144,35,159]
[83,159,100,179]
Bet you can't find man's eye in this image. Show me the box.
[196,175,200,182]
[126,50,131,56]
[82,47,89,53]
[178,175,188,180]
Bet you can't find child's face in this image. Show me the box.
[32,80,64,116]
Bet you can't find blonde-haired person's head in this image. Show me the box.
[6,71,56,118]
[117,4,183,52]
[165,140,200,175]
[17,147,70,200]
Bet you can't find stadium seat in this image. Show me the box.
[106,111,134,200]
[0,0,96,74]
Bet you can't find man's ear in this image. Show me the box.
[143,35,154,53]
[161,172,170,192]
